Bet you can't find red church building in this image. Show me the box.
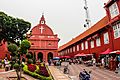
[28,14,59,62]
[58,0,120,60]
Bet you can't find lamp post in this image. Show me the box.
[84,0,91,29]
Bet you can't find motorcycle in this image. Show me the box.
[63,65,69,74]
[79,69,91,80]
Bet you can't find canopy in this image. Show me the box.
[74,53,86,57]
[53,57,60,60]
[85,54,93,56]
[110,50,120,54]
[100,48,112,55]
[60,56,71,58]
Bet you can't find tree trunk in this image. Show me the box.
[16,69,20,80]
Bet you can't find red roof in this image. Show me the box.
[58,16,108,51]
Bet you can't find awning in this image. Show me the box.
[74,53,86,57]
[100,48,112,55]
[85,54,93,56]
[53,57,60,60]
[110,50,120,54]
[60,56,71,58]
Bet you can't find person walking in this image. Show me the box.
[92,57,96,69]
[101,58,105,69]
[5,59,10,71]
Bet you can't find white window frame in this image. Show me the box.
[113,23,120,39]
[90,40,94,48]
[96,37,101,47]
[68,49,69,53]
[73,46,75,52]
[70,48,72,53]
[85,41,88,49]
[109,2,119,19]
[81,43,84,50]
[77,45,79,51]
[104,32,109,44]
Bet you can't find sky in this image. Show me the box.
[0,0,109,47]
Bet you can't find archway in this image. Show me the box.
[38,52,43,62]
[47,52,53,62]
[28,52,33,58]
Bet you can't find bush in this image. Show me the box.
[38,65,49,77]
[13,63,19,69]
[27,64,36,72]
[27,59,33,64]
[23,64,52,80]
[35,65,39,73]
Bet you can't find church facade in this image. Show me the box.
[28,14,59,62]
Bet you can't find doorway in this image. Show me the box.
[38,52,43,62]
[47,52,53,62]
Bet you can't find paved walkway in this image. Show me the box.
[48,65,71,80]
[59,62,120,80]
[0,68,38,80]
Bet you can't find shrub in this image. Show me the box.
[38,64,49,77]
[27,64,36,72]
[35,65,39,73]
[13,63,19,69]
[23,64,52,80]
[27,59,33,64]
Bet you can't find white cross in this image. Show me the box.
[39,26,44,34]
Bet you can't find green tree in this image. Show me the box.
[7,44,18,56]
[0,11,31,45]
[7,40,31,80]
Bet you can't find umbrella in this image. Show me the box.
[74,53,86,57]
[60,56,71,58]
[53,57,60,60]
[110,50,120,54]
[85,54,93,56]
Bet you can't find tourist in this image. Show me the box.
[5,59,10,71]
[101,58,105,69]
[92,57,96,69]
[48,59,52,66]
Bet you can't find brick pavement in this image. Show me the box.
[48,65,71,80]
[0,69,38,80]
[59,62,120,80]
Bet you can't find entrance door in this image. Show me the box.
[38,52,43,62]
[47,52,53,61]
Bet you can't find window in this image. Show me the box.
[68,49,69,53]
[77,45,79,51]
[85,41,88,49]
[70,48,72,53]
[90,40,94,48]
[113,23,120,39]
[109,2,119,19]
[104,32,109,44]
[73,46,75,52]
[96,37,101,47]
[81,43,84,50]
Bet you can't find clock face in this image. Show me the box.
[41,21,44,24]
